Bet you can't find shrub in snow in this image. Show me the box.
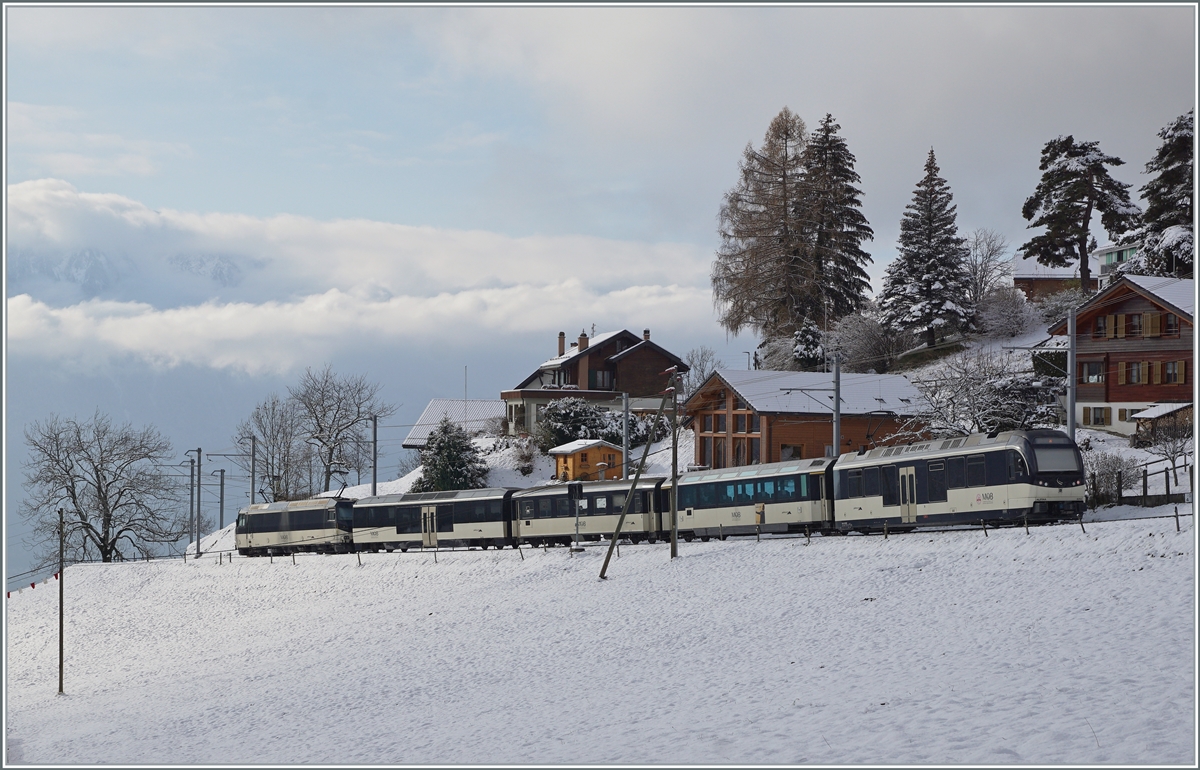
[411,416,489,492]
[825,305,918,374]
[535,397,668,453]
[978,286,1038,339]
[1080,448,1138,509]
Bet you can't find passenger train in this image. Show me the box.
[234,429,1086,556]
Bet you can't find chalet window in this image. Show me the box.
[1165,313,1180,336]
[733,439,746,467]
[1165,361,1181,384]
[780,444,802,461]
[735,414,746,433]
[1092,317,1107,338]
[750,413,761,433]
[734,396,748,410]
[703,414,713,433]
[750,437,760,464]
[1081,362,1105,383]
[1127,362,1143,384]
[713,438,726,469]
[716,414,727,433]
[581,452,588,464]
[1126,314,1142,338]
[701,437,713,467]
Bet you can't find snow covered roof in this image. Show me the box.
[1133,402,1192,421]
[1123,275,1194,318]
[696,369,923,416]
[402,399,506,449]
[537,330,626,369]
[547,439,623,455]
[1010,252,1101,280]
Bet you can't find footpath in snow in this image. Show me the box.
[4,507,1194,765]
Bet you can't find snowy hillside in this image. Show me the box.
[5,509,1193,765]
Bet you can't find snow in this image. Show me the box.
[5,508,1193,764]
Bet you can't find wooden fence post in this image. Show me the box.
[1143,468,1149,506]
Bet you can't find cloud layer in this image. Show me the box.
[7,179,716,374]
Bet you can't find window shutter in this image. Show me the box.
[1153,361,1162,384]
[1179,360,1187,385]
[1142,361,1149,384]
[1147,312,1161,337]
[1083,406,1092,425]
[1105,315,1116,338]
[1119,408,1128,422]
[1117,362,1126,385]
[1104,407,1113,425]
[1116,314,1126,338]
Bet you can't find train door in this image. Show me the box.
[421,505,439,548]
[899,466,917,523]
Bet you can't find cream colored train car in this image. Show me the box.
[235,498,354,556]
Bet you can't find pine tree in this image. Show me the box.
[1018,135,1141,292]
[711,107,813,339]
[798,113,874,321]
[410,417,488,492]
[879,149,972,349]
[1124,110,1193,278]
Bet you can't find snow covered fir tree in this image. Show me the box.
[878,149,972,349]
[1018,135,1141,292]
[1120,109,1194,279]
[410,416,488,492]
[711,108,873,370]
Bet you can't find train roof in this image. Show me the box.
[678,456,835,485]
[239,497,352,515]
[354,487,519,506]
[833,429,1074,469]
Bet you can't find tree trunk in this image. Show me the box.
[926,326,937,349]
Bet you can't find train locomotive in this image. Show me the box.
[234,428,1086,556]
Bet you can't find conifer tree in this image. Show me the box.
[410,416,488,492]
[1123,110,1193,278]
[1018,135,1141,292]
[798,113,874,321]
[879,149,972,349]
[712,107,813,339]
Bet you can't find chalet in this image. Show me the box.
[402,399,506,450]
[548,439,624,481]
[1012,252,1100,301]
[1048,275,1194,437]
[682,369,924,469]
[501,328,688,437]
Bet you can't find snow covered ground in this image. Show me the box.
[5,506,1194,765]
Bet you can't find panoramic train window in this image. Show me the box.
[397,506,421,533]
[947,457,966,489]
[927,462,947,502]
[847,469,862,498]
[966,456,986,486]
[863,467,880,497]
[538,499,553,518]
[1033,446,1080,473]
[592,495,609,515]
[881,466,899,506]
[554,497,572,516]
[436,505,454,532]
[520,500,537,519]
[612,492,627,512]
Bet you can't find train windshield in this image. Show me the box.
[1033,446,1082,474]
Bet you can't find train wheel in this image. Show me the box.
[683,533,695,543]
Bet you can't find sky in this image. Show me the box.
[3,4,1195,584]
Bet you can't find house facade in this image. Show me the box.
[682,369,925,469]
[1048,275,1194,436]
[548,439,624,481]
[501,328,688,437]
[1094,243,1140,284]
[1012,253,1100,300]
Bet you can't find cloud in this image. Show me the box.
[7,282,712,375]
[8,102,192,179]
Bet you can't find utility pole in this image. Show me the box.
[670,372,679,559]
[1067,305,1076,440]
[213,469,226,529]
[195,447,202,557]
[58,507,64,695]
[372,414,378,497]
[622,392,630,480]
[832,353,842,500]
[187,457,195,554]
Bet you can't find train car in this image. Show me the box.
[672,457,835,541]
[235,497,355,556]
[351,488,518,551]
[831,428,1085,532]
[510,478,666,547]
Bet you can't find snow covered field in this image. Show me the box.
[5,508,1194,765]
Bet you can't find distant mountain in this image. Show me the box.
[168,253,245,287]
[7,248,126,296]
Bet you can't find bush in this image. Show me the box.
[1081,448,1138,509]
[978,286,1038,338]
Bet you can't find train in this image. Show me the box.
[234,428,1086,556]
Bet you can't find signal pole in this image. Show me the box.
[195,447,202,556]
[670,371,679,559]
[372,414,378,497]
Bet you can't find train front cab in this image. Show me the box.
[235,498,354,556]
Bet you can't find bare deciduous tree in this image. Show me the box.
[977,286,1038,339]
[21,411,186,569]
[1143,410,1193,485]
[232,393,313,502]
[825,303,918,374]
[887,350,1060,440]
[680,345,723,398]
[964,228,1012,317]
[288,364,396,492]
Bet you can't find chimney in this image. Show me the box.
[578,330,589,351]
[558,331,566,357]
[643,328,650,341]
